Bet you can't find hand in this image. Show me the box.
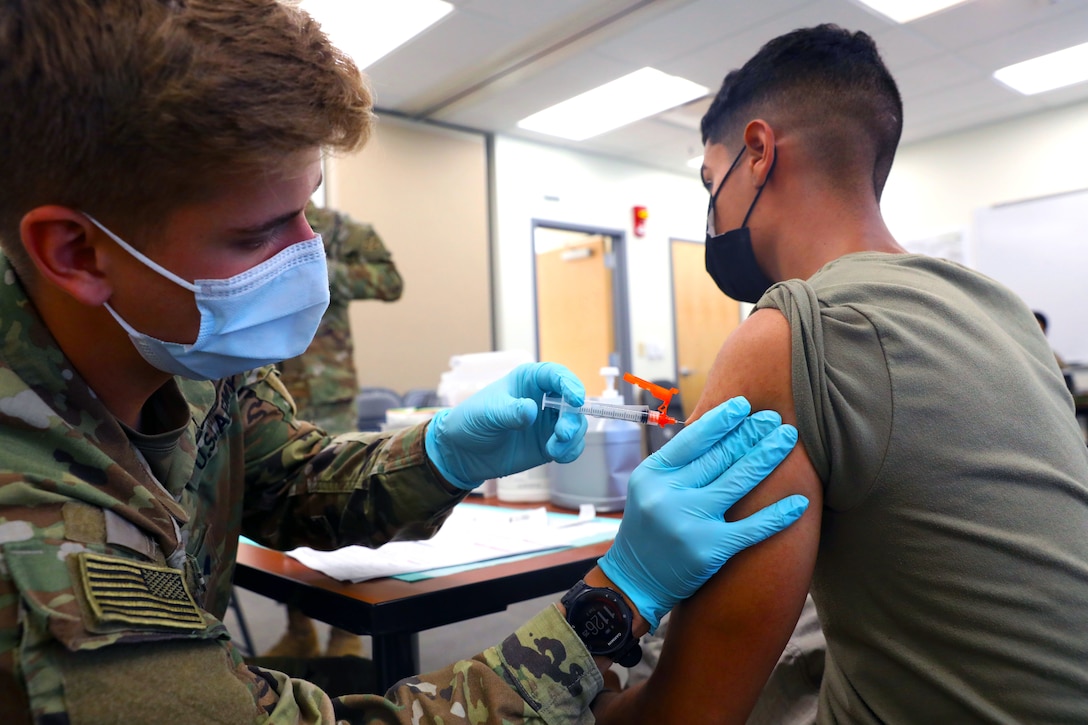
[598,397,807,631]
[425,362,588,490]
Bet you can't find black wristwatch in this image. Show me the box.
[561,580,643,667]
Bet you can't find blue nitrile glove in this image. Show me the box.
[598,396,807,632]
[425,362,588,490]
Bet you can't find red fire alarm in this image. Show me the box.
[633,205,648,237]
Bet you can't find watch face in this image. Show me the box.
[570,594,627,654]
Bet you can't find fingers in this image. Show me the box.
[553,409,587,442]
[681,411,785,485]
[714,494,809,554]
[547,406,588,461]
[548,426,586,462]
[527,362,586,407]
[482,397,538,431]
[697,424,798,510]
[651,397,754,469]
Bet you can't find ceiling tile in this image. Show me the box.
[1035,83,1088,110]
[364,10,527,107]
[869,25,946,66]
[894,54,988,98]
[454,0,631,25]
[590,0,815,66]
[436,52,634,127]
[346,0,1088,175]
[904,0,1086,51]
[665,0,898,87]
[954,8,1088,70]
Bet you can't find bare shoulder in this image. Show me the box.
[691,308,794,425]
[689,306,817,523]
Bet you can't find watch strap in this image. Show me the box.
[614,638,643,667]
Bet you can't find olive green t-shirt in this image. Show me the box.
[757,252,1088,723]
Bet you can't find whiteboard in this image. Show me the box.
[971,188,1088,364]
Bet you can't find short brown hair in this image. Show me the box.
[0,0,374,271]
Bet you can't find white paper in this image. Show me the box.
[285,504,619,582]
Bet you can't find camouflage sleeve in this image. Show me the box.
[238,366,466,552]
[308,203,404,304]
[327,605,603,725]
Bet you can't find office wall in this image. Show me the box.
[326,116,491,393]
[882,98,1088,244]
[492,136,706,383]
[971,189,1088,361]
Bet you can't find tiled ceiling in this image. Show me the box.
[359,0,1088,173]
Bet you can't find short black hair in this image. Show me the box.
[700,24,903,199]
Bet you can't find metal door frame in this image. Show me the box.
[530,219,634,404]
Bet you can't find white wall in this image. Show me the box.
[971,189,1088,361]
[492,136,706,383]
[882,98,1088,246]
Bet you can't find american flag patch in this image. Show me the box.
[77,552,205,630]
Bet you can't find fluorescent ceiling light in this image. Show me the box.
[853,0,971,23]
[687,155,704,169]
[518,67,708,141]
[993,41,1088,95]
[300,0,453,70]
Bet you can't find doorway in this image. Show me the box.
[670,238,741,416]
[532,222,633,401]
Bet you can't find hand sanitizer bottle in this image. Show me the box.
[547,366,644,511]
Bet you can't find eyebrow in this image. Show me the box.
[229,175,324,236]
[229,209,301,237]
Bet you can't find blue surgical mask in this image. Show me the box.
[704,145,776,304]
[87,214,330,381]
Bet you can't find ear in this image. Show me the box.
[19,206,113,306]
[742,120,777,187]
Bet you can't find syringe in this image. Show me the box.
[542,393,682,427]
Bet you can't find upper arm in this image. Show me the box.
[640,308,823,723]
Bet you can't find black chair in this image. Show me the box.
[355,387,404,432]
[638,379,683,454]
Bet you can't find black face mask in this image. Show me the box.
[704,145,776,303]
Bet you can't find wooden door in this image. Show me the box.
[535,231,614,391]
[671,239,740,416]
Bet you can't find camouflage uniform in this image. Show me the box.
[276,202,404,435]
[0,258,602,723]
